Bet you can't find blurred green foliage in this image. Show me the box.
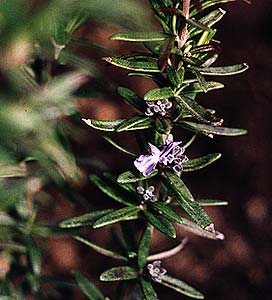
[0,0,150,298]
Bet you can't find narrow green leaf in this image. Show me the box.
[93,207,141,228]
[192,69,209,93]
[187,18,211,32]
[110,31,170,42]
[102,57,160,72]
[103,136,136,157]
[144,87,174,101]
[0,162,28,178]
[199,8,226,27]
[117,86,146,112]
[71,38,115,55]
[190,0,235,17]
[182,81,224,93]
[158,37,175,71]
[143,210,176,238]
[155,118,171,134]
[197,199,228,206]
[82,118,126,131]
[189,9,226,39]
[59,50,97,76]
[27,238,42,275]
[128,72,167,86]
[163,170,213,230]
[144,41,161,55]
[121,222,137,253]
[100,266,138,281]
[89,174,135,206]
[117,170,158,184]
[183,153,222,172]
[160,275,204,299]
[167,66,184,89]
[116,116,152,132]
[175,95,223,125]
[137,226,152,268]
[0,242,26,253]
[191,63,249,76]
[73,272,104,300]
[179,121,247,136]
[176,219,224,240]
[59,209,114,228]
[139,277,158,300]
[150,202,183,224]
[74,236,128,261]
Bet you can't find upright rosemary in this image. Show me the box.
[61,1,248,299]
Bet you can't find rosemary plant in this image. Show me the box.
[60,0,248,299]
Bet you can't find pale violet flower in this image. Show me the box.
[137,185,157,202]
[145,99,172,117]
[134,134,188,176]
[147,260,167,282]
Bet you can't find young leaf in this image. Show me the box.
[117,86,146,112]
[160,275,204,299]
[190,63,249,76]
[183,153,222,172]
[143,210,176,238]
[110,31,170,42]
[137,226,152,268]
[102,57,160,72]
[139,277,158,300]
[89,174,136,206]
[116,116,152,132]
[103,136,136,157]
[93,206,141,228]
[82,118,126,131]
[163,170,213,230]
[179,121,247,136]
[73,272,104,300]
[100,266,138,281]
[59,209,114,228]
[117,170,158,184]
[144,87,174,101]
[74,236,128,261]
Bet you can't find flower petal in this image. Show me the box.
[148,143,161,156]
[134,154,159,176]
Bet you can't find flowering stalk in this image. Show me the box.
[61,1,248,299]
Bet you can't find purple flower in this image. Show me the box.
[134,134,188,176]
[145,99,172,117]
[137,185,157,202]
[147,260,167,282]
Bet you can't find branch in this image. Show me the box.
[178,0,191,49]
[147,237,188,261]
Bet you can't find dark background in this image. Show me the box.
[44,1,272,300]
